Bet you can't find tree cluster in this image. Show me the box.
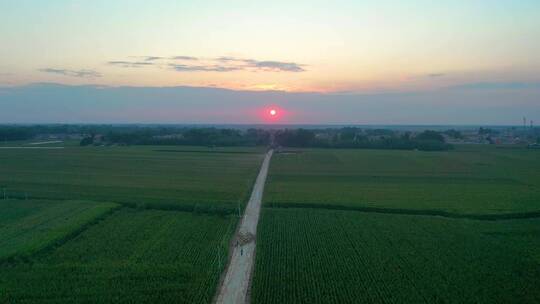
[274,128,452,151]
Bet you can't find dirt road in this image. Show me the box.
[215,149,273,304]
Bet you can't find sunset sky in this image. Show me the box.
[1,1,539,124]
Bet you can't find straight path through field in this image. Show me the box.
[215,149,273,304]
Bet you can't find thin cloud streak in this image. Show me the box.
[108,61,155,68]
[214,57,306,72]
[38,68,102,78]
[215,56,238,62]
[446,82,540,90]
[248,60,305,72]
[142,56,163,61]
[169,64,240,72]
[428,73,446,78]
[108,56,306,73]
[171,56,198,61]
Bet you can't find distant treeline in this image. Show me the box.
[274,128,453,151]
[101,127,270,146]
[83,127,453,150]
[0,124,453,151]
[0,125,153,141]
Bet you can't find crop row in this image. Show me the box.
[0,209,237,303]
[0,199,119,262]
[264,147,540,214]
[252,208,540,304]
[0,147,264,210]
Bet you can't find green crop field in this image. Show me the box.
[0,199,118,261]
[0,209,236,303]
[2,143,539,303]
[0,145,266,303]
[256,145,540,303]
[0,146,264,211]
[252,208,540,304]
[266,146,540,215]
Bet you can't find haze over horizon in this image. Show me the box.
[1,1,539,124]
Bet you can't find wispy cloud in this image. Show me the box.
[169,64,240,72]
[427,73,446,78]
[214,57,305,72]
[109,55,306,73]
[38,68,102,78]
[142,56,163,61]
[108,61,155,68]
[246,60,305,72]
[171,55,198,61]
[215,56,238,62]
[447,82,540,90]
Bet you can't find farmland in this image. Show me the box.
[0,146,264,211]
[1,142,539,303]
[254,145,540,303]
[265,146,540,215]
[252,208,540,304]
[0,209,236,303]
[0,199,118,261]
[0,145,265,303]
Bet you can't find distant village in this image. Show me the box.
[441,126,539,147]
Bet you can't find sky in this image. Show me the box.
[0,0,539,124]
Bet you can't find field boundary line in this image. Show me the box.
[0,204,122,265]
[265,203,540,221]
[1,196,243,216]
[154,149,261,154]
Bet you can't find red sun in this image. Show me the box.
[259,106,285,122]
